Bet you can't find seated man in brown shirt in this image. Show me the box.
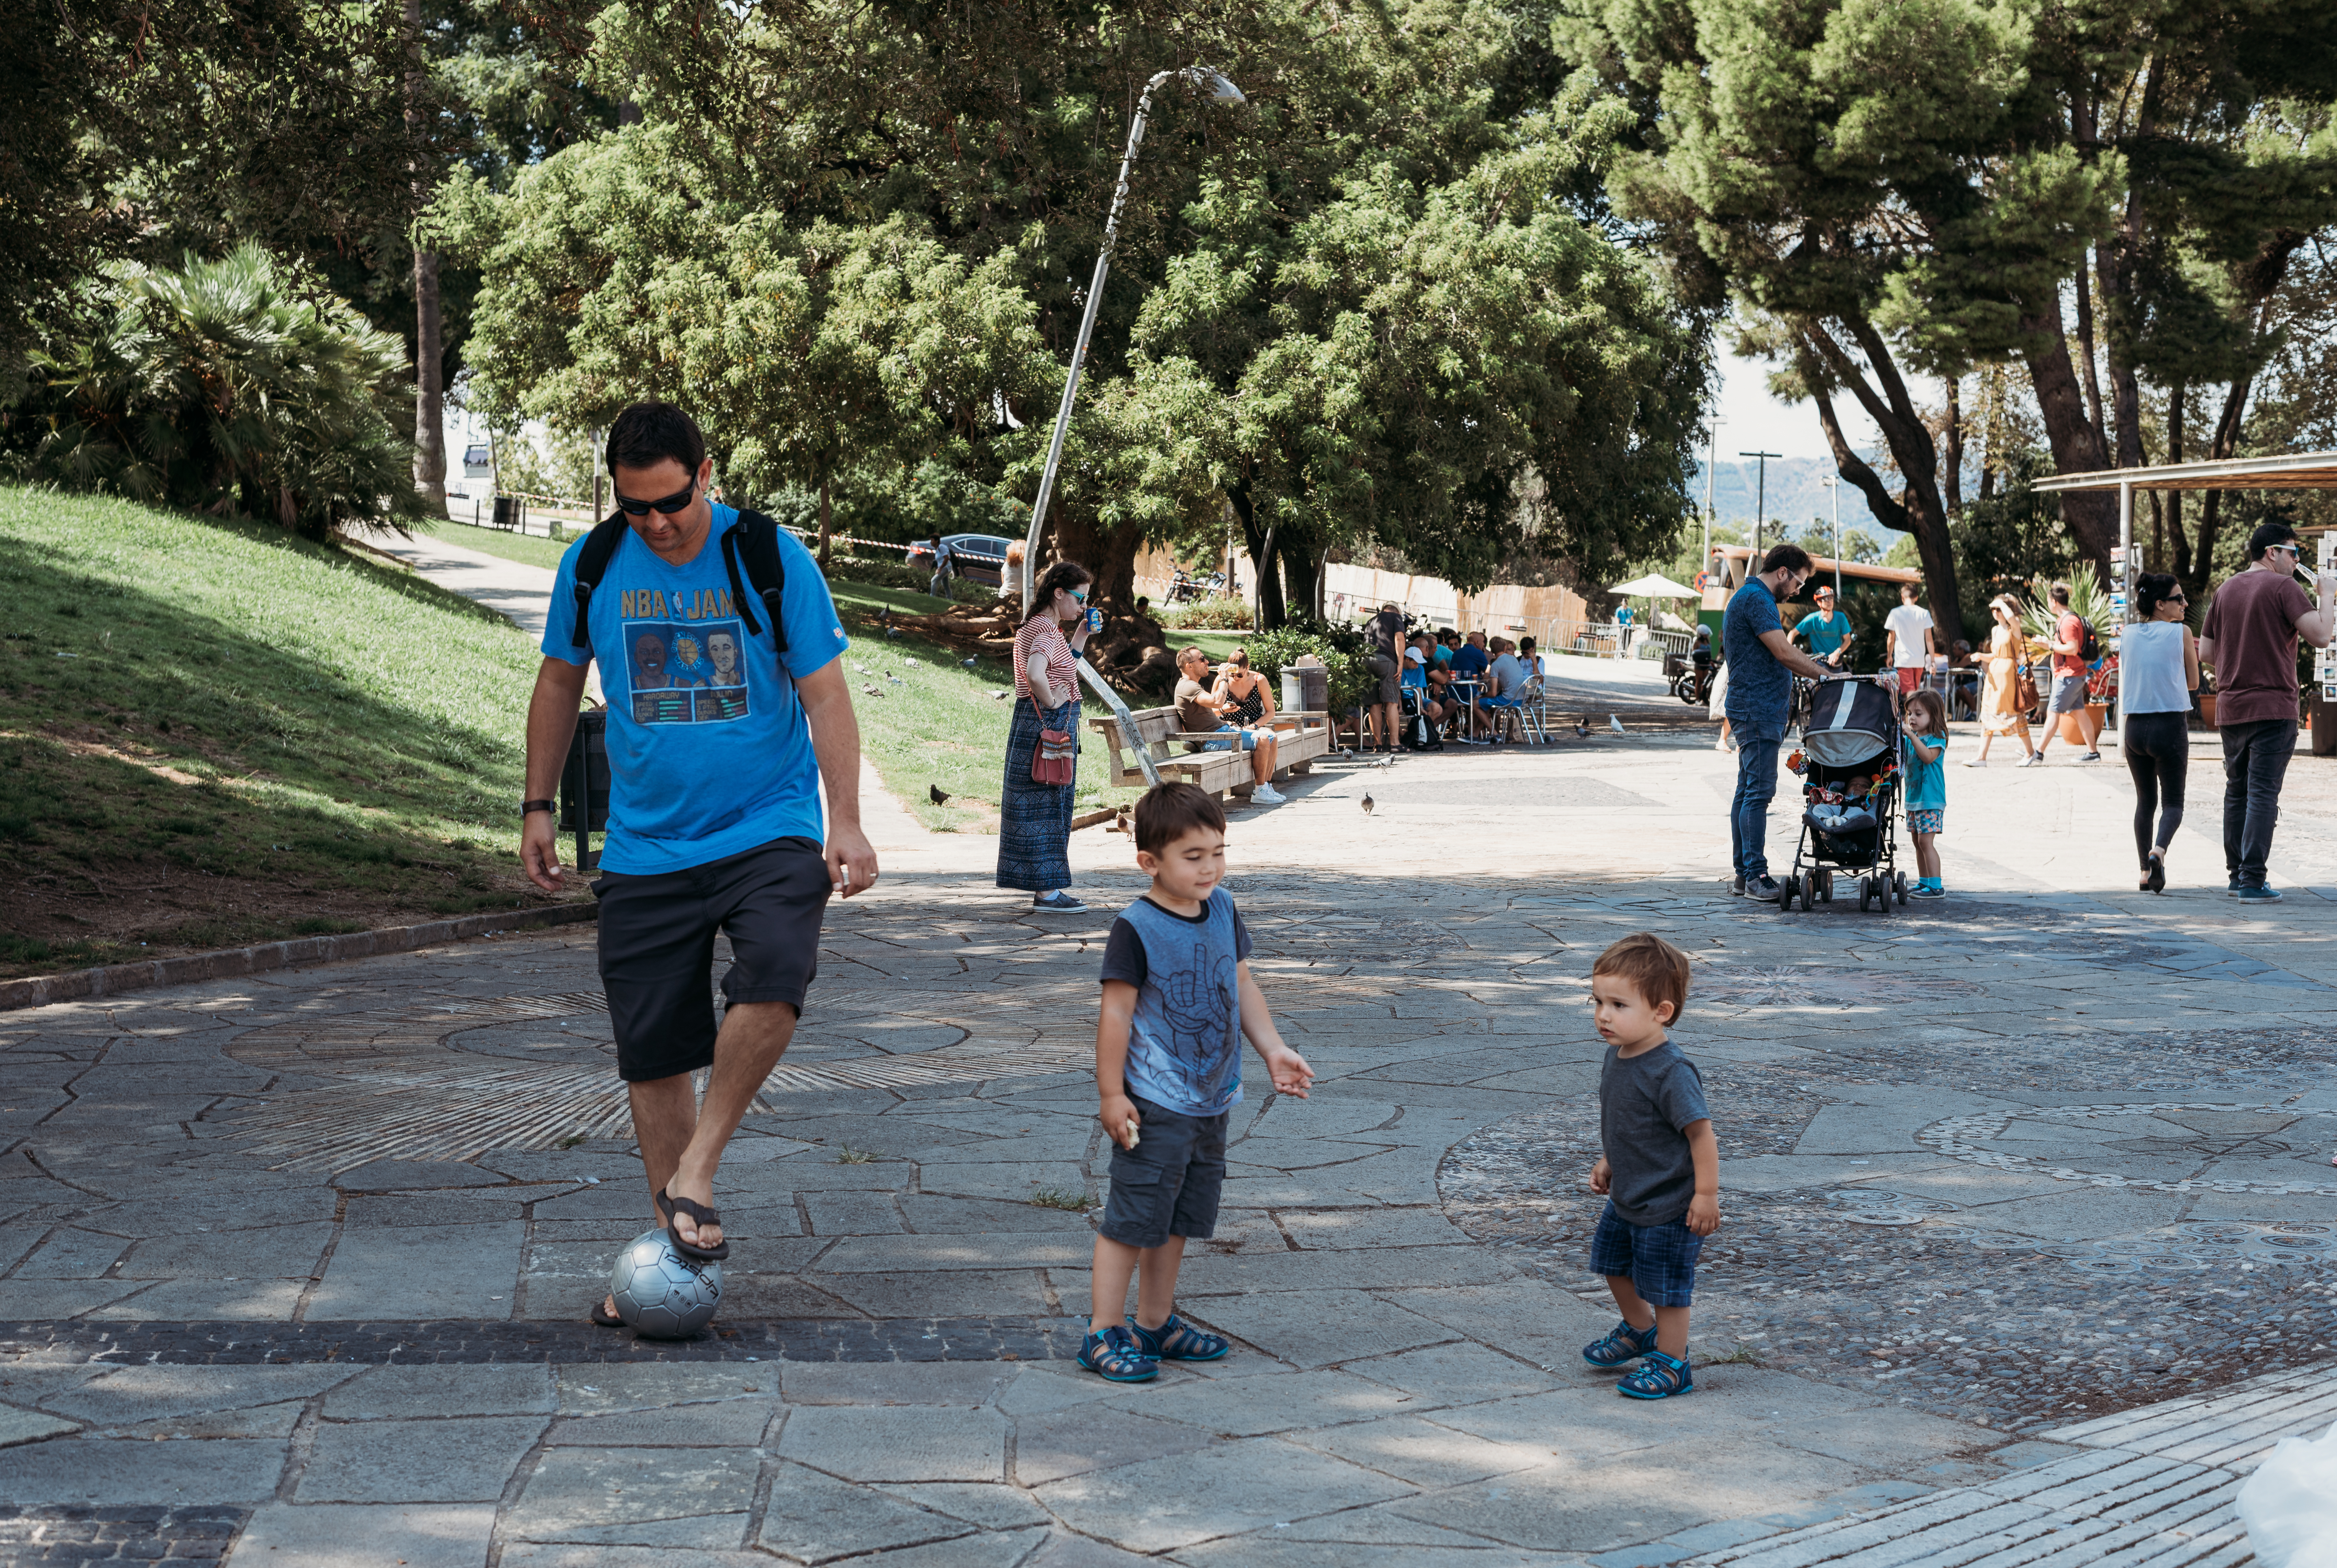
[1174,647,1285,804]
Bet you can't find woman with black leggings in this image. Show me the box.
[2121,573,2201,892]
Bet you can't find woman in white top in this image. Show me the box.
[2121,572,2201,893]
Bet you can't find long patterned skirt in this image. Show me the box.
[997,695,1078,891]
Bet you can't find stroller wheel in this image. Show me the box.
[1818,870,1835,903]
[1893,871,1909,906]
[1856,878,1871,912]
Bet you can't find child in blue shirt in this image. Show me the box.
[1902,687,1948,897]
[1085,782,1315,1382]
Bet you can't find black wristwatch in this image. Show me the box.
[521,798,557,818]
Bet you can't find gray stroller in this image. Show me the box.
[1778,678,1907,914]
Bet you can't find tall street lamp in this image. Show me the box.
[1021,66,1246,617]
[1818,473,1842,598]
[1740,450,1781,569]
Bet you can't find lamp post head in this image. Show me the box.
[1185,67,1245,103]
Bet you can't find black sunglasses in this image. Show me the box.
[613,479,697,516]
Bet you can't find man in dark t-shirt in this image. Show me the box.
[1364,603,1406,753]
[2200,522,2337,899]
[1721,545,1836,901]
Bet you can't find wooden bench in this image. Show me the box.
[1088,705,1337,800]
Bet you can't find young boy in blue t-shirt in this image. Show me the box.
[1082,782,1315,1382]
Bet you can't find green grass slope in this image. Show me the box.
[0,485,568,978]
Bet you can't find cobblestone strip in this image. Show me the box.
[0,1315,1086,1365]
[0,1505,247,1565]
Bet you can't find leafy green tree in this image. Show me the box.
[1564,0,2337,638]
[461,0,1707,632]
[13,246,424,538]
[0,0,446,381]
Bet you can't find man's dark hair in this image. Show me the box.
[1764,543,1814,576]
[1899,580,1921,599]
[605,402,706,477]
[2249,521,2301,561]
[2135,572,2184,617]
[2049,580,2072,606]
[1134,781,1225,855]
[1025,560,1093,620]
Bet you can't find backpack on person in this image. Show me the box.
[2074,617,2100,662]
[568,508,791,653]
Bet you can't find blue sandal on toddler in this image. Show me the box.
[1078,1325,1159,1383]
[1582,1318,1658,1368]
[1616,1349,1694,1399]
[1128,1313,1229,1362]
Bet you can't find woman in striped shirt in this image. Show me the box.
[1000,560,1096,912]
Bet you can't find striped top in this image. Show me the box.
[1014,615,1078,706]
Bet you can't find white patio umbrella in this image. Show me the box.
[1606,572,1700,599]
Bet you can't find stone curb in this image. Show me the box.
[0,902,598,1014]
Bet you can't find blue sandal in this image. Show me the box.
[1616,1349,1694,1399]
[1582,1318,1657,1368]
[1127,1313,1229,1362]
[1078,1325,1159,1383]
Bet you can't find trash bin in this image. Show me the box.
[492,495,514,530]
[1282,666,1328,715]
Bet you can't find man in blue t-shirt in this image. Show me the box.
[1791,585,1854,669]
[519,402,877,1319]
[1722,544,1836,901]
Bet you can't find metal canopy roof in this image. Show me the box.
[2029,451,2337,493]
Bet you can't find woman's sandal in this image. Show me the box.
[1127,1312,1229,1362]
[656,1188,732,1262]
[589,1299,626,1328]
[2144,850,2167,894]
[1077,1325,1159,1383]
[1616,1349,1695,1400]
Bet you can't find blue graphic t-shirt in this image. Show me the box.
[542,506,848,874]
[1723,577,1790,736]
[1097,891,1255,1116]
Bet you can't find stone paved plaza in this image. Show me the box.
[3,726,2334,1565]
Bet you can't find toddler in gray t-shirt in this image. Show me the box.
[1581,933,1720,1402]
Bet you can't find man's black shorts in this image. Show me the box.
[592,836,829,1083]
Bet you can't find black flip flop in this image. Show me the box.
[656,1187,732,1262]
[589,1299,625,1328]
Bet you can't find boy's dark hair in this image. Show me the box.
[1904,686,1949,734]
[2249,521,2301,561]
[1134,781,1225,856]
[1764,543,1814,576]
[1592,933,1691,1023]
[605,402,706,477]
[2135,572,2183,616]
[1026,560,1093,619]
[2049,580,2072,606]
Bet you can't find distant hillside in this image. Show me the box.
[1690,457,1841,527]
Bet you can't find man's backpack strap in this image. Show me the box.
[569,513,632,650]
[719,509,790,653]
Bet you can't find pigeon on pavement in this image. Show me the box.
[1575,717,1591,737]
[1609,715,1626,734]
[1360,792,1375,816]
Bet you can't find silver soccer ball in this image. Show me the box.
[608,1227,723,1338]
